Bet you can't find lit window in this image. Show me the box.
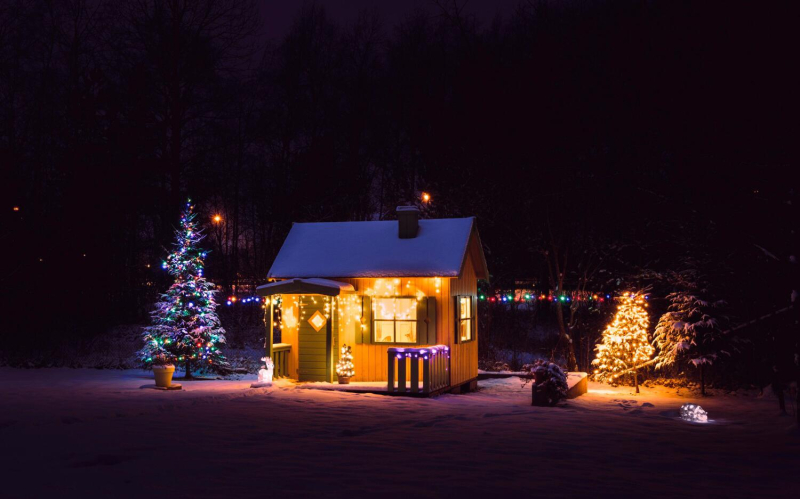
[458,296,473,342]
[373,297,417,343]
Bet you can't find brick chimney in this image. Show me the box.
[396,206,419,239]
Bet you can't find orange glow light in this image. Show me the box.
[13,206,20,211]
[213,214,222,223]
[421,192,431,203]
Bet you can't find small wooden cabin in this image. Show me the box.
[257,207,489,395]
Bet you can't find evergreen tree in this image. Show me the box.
[336,344,355,379]
[138,200,229,377]
[653,291,727,395]
[592,293,653,392]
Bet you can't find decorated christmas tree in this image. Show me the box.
[138,200,229,378]
[592,293,653,392]
[336,344,355,381]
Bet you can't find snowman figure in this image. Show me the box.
[258,357,275,385]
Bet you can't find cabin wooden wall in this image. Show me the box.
[336,277,444,382]
[276,265,479,386]
[339,269,478,386]
[448,253,479,386]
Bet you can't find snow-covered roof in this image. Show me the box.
[257,278,355,296]
[267,218,488,279]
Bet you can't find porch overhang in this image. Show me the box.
[256,278,355,297]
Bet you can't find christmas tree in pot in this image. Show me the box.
[336,344,355,384]
[138,200,229,378]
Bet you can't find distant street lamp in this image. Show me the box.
[213,214,222,224]
[421,192,431,204]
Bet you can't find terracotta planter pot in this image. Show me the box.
[338,375,351,385]
[153,365,176,388]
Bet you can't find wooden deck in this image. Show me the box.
[295,380,455,397]
[566,373,588,398]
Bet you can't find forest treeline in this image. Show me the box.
[3,1,796,387]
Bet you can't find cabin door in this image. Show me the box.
[297,296,334,382]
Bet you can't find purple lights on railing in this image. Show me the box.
[387,345,451,395]
[391,348,449,361]
[389,345,449,357]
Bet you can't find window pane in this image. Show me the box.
[396,321,417,343]
[373,298,419,344]
[460,296,471,319]
[459,319,471,341]
[374,298,395,320]
[374,321,395,343]
[395,298,416,320]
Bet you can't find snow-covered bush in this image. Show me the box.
[525,359,568,406]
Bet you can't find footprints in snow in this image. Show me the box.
[413,414,467,427]
[613,399,655,414]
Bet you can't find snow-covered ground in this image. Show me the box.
[2,368,796,498]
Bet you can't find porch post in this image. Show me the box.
[267,296,274,360]
[387,348,395,393]
[326,297,333,383]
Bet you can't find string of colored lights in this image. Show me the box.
[217,292,646,305]
[224,296,263,306]
[479,292,634,303]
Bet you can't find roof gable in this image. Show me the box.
[267,217,488,279]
